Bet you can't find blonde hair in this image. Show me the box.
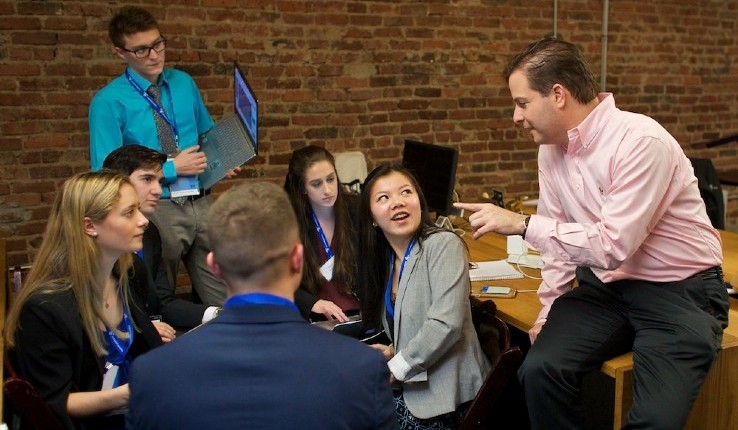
[5,171,136,356]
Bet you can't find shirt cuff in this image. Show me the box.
[387,351,412,382]
[202,306,220,323]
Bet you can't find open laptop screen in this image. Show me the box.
[234,63,259,154]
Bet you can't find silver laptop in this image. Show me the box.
[199,63,259,190]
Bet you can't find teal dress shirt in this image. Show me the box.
[89,67,213,195]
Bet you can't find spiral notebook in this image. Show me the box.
[469,260,523,281]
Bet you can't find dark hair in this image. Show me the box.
[357,164,444,328]
[102,144,166,175]
[108,6,159,48]
[283,145,357,298]
[503,36,598,105]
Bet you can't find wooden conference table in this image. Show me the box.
[461,229,738,430]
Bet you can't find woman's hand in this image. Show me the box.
[67,384,130,418]
[153,321,176,343]
[312,299,349,322]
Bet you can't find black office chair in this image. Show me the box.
[689,157,725,230]
[3,350,64,430]
[459,298,524,430]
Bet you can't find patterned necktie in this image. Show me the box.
[147,84,186,205]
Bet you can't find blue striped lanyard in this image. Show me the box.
[384,237,417,319]
[103,303,134,366]
[125,69,180,148]
[224,292,299,313]
[310,209,334,259]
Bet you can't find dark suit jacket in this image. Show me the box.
[126,303,399,430]
[12,289,162,430]
[141,223,208,329]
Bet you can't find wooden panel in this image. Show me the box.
[1,239,6,420]
[612,367,633,429]
[610,333,738,429]
[720,230,738,286]
[684,345,738,429]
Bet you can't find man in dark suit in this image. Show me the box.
[126,181,398,430]
[103,145,219,336]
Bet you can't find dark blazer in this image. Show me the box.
[127,303,399,430]
[142,222,208,329]
[12,289,162,430]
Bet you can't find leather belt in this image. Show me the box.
[696,266,723,281]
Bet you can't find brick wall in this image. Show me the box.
[1,0,738,266]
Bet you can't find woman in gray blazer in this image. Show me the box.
[359,164,490,429]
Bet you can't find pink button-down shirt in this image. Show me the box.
[525,93,723,325]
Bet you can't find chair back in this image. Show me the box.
[3,351,63,430]
[470,298,509,365]
[334,151,367,194]
[459,298,524,430]
[689,157,725,229]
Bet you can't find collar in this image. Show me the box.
[224,292,299,313]
[125,66,168,89]
[566,92,615,153]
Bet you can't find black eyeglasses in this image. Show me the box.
[121,37,167,59]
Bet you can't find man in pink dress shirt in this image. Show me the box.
[456,37,729,429]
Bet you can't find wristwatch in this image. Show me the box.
[522,215,531,239]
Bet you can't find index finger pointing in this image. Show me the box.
[454,202,485,213]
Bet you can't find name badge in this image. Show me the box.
[320,255,335,281]
[102,363,121,390]
[167,158,200,197]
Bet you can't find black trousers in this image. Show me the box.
[519,267,729,430]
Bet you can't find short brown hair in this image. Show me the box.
[108,6,159,48]
[208,182,299,285]
[103,144,166,175]
[503,37,599,105]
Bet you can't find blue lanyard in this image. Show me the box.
[224,292,300,313]
[103,300,134,382]
[125,69,180,147]
[384,237,417,319]
[310,209,334,259]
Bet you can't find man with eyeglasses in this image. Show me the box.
[89,6,229,308]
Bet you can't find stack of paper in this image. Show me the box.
[469,260,523,281]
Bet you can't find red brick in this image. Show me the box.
[11,31,57,45]
[2,193,42,207]
[25,134,70,148]
[0,63,41,76]
[45,16,86,30]
[0,16,41,30]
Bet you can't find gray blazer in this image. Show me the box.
[383,231,491,419]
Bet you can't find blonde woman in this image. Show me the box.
[5,171,162,430]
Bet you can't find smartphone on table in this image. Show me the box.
[478,285,517,298]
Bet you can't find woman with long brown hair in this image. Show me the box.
[284,145,360,321]
[5,171,162,429]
